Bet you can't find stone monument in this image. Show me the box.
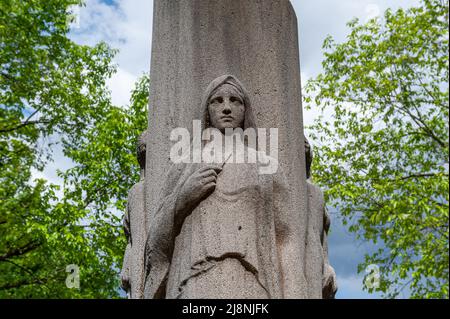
[120,0,337,299]
[304,137,338,299]
[120,131,148,299]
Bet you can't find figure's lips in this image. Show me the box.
[221,116,234,121]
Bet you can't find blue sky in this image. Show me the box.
[55,0,424,299]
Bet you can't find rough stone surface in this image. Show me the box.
[144,0,308,299]
[306,180,338,299]
[120,0,338,299]
[144,75,307,299]
[120,131,148,299]
[304,137,338,299]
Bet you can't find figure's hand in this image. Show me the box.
[176,165,222,216]
[120,271,131,294]
[322,264,338,299]
[120,244,132,294]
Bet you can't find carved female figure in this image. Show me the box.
[121,131,148,299]
[143,75,307,299]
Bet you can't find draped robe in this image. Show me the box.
[143,146,295,299]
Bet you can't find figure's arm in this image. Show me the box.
[123,203,131,244]
[146,164,223,258]
[173,165,222,235]
[321,206,331,262]
[120,203,132,295]
[143,163,222,298]
[273,171,308,298]
[143,163,189,298]
[321,206,338,299]
[121,243,132,295]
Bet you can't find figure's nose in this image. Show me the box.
[222,101,232,114]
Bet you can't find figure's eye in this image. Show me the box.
[211,97,224,104]
[230,96,242,104]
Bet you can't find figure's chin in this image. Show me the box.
[217,122,237,130]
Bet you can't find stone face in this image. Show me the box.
[120,0,337,299]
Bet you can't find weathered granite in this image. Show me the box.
[304,137,338,299]
[144,75,306,299]
[120,0,338,299]
[144,0,309,298]
[120,131,148,299]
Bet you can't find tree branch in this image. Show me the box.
[1,259,51,293]
[0,278,44,291]
[0,120,51,134]
[389,65,448,149]
[0,240,42,262]
[395,173,449,181]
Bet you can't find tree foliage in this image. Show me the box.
[0,0,148,298]
[305,0,449,298]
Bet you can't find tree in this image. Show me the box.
[304,0,449,298]
[57,74,148,298]
[0,0,148,298]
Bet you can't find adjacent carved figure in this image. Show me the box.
[304,136,338,299]
[143,75,307,299]
[121,131,148,299]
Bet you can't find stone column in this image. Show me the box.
[145,0,312,298]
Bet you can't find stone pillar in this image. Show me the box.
[145,0,312,298]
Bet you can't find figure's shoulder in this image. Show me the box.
[129,180,145,197]
[307,180,323,196]
[307,181,326,214]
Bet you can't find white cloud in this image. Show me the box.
[293,0,421,81]
[70,0,153,106]
[107,67,136,106]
